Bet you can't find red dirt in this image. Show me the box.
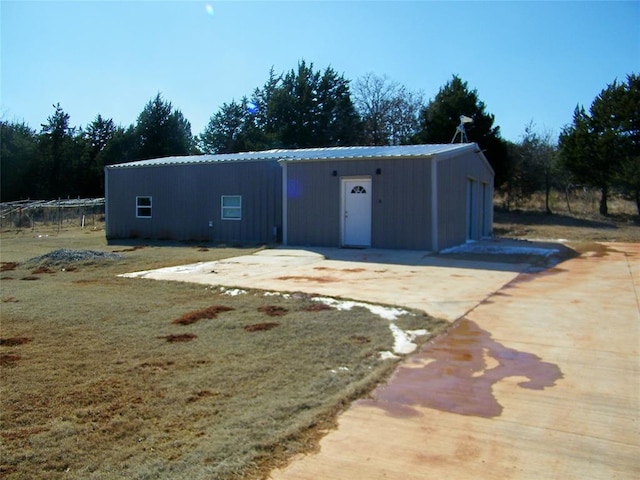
[31,267,56,274]
[72,279,100,284]
[0,337,32,347]
[172,305,235,325]
[303,303,333,312]
[0,466,18,476]
[258,305,288,317]
[159,333,197,343]
[0,262,18,272]
[313,266,366,273]
[244,322,280,332]
[0,426,49,441]
[0,353,21,366]
[186,390,217,402]
[276,275,338,283]
[349,335,371,344]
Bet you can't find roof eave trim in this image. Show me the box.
[278,153,440,164]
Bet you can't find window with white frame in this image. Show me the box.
[221,195,241,220]
[136,196,152,218]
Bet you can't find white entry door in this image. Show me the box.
[342,178,372,247]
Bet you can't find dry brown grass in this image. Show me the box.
[494,191,639,243]
[0,226,446,480]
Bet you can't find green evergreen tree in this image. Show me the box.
[38,103,76,198]
[201,61,362,151]
[413,75,509,187]
[613,74,640,215]
[315,66,362,146]
[82,114,116,195]
[0,121,38,201]
[559,74,639,215]
[135,93,194,160]
[199,97,258,154]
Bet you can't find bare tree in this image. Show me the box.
[353,73,423,145]
[521,122,557,214]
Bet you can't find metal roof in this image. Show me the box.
[106,143,479,169]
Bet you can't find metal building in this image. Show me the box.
[104,143,493,251]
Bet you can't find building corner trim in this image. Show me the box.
[104,167,109,236]
[431,157,438,252]
[281,161,288,245]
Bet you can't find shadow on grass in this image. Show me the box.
[106,237,270,250]
[494,210,638,229]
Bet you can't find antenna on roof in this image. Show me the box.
[451,115,473,143]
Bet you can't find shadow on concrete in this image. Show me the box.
[280,238,578,274]
[107,236,579,275]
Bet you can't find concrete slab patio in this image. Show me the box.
[269,242,640,479]
[120,240,547,321]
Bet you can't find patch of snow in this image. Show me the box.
[389,324,428,355]
[263,291,291,299]
[407,329,428,338]
[440,243,559,257]
[310,296,427,358]
[311,297,409,321]
[379,351,399,360]
[143,263,206,274]
[222,288,246,296]
[330,366,350,374]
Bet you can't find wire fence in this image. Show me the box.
[0,198,105,231]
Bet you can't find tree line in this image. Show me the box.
[1,61,638,216]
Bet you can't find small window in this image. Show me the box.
[351,185,367,194]
[136,196,152,218]
[221,195,241,220]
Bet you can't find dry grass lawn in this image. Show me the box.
[0,226,446,479]
[494,192,639,243]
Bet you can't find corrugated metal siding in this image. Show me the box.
[106,144,493,250]
[436,151,494,250]
[106,161,281,243]
[286,162,341,246]
[371,158,432,249]
[286,158,433,249]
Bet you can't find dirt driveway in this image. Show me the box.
[268,242,639,479]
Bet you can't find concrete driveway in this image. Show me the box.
[268,242,640,479]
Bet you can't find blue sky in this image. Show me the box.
[1,0,638,143]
